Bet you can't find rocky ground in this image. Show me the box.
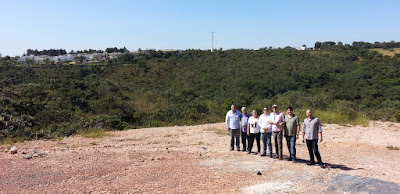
[1,121,400,193]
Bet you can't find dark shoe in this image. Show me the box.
[292,160,297,163]
[237,149,240,152]
[287,158,292,161]
[247,151,252,154]
[254,152,258,155]
[230,148,234,151]
[242,149,247,152]
[307,161,316,166]
[261,153,267,156]
[319,163,325,168]
[279,157,283,160]
[269,155,273,158]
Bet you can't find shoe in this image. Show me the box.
[242,149,247,152]
[269,155,273,158]
[307,162,316,166]
[292,160,297,163]
[254,152,258,155]
[230,148,234,151]
[279,157,283,160]
[247,151,252,154]
[237,149,240,152]
[261,153,267,156]
[319,163,324,168]
[287,158,292,161]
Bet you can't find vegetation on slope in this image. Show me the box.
[1,45,400,142]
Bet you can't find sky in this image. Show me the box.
[1,0,399,56]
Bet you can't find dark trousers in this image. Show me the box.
[230,129,240,149]
[285,135,296,160]
[241,131,249,151]
[306,139,322,164]
[248,133,261,153]
[272,131,283,158]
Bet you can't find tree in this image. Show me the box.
[315,42,322,48]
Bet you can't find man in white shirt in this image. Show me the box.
[269,104,284,160]
[259,107,272,157]
[247,110,261,155]
[225,104,242,151]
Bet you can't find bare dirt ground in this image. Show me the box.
[1,121,400,193]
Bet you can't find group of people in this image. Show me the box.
[225,104,324,167]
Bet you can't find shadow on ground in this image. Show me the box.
[293,158,363,171]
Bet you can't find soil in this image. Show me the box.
[1,121,400,193]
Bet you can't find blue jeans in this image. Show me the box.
[261,132,272,156]
[285,135,296,160]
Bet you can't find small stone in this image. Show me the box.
[256,171,262,175]
[165,147,169,150]
[201,147,208,150]
[22,154,32,159]
[9,146,18,154]
[21,151,27,154]
[32,153,39,157]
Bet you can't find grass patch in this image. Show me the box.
[370,48,400,57]
[164,134,174,138]
[0,137,24,145]
[387,144,399,150]
[207,128,230,136]
[79,128,111,138]
[314,110,369,126]
[198,141,204,145]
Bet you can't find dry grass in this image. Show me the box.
[370,48,400,57]
[387,144,399,150]
[79,128,112,138]
[207,127,230,136]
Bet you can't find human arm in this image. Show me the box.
[247,123,250,136]
[318,119,323,142]
[302,122,306,143]
[225,112,230,131]
[319,132,323,142]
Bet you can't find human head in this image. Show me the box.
[306,109,313,118]
[252,110,258,117]
[241,107,247,114]
[263,107,269,114]
[231,104,236,112]
[272,104,278,113]
[286,106,293,115]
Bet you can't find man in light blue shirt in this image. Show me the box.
[225,104,242,151]
[240,107,251,151]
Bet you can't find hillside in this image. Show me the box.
[1,47,400,142]
[1,121,400,193]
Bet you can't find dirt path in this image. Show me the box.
[1,121,400,193]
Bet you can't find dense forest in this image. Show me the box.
[1,44,400,142]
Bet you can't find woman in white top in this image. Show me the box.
[247,110,261,155]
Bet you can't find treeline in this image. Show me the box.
[26,49,67,56]
[1,45,400,142]
[25,47,130,56]
[314,41,400,49]
[70,49,104,54]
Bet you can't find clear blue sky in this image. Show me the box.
[1,0,399,56]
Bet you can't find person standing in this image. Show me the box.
[247,110,261,155]
[302,109,324,167]
[225,104,242,151]
[240,107,251,151]
[283,106,301,163]
[269,104,284,160]
[259,107,272,157]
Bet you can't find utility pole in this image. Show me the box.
[211,32,214,52]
